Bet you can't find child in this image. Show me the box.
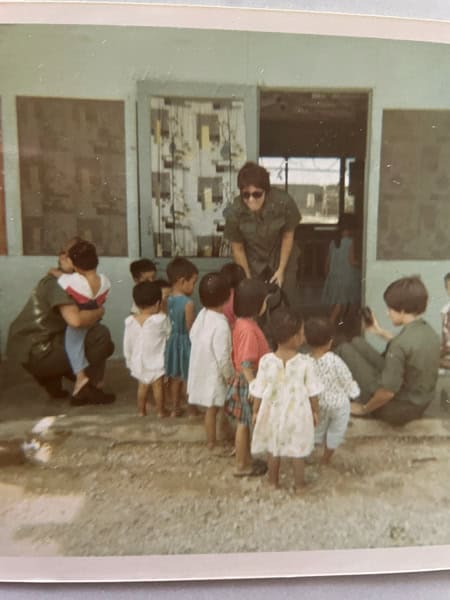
[220,262,246,329]
[304,316,360,465]
[130,258,157,314]
[321,213,361,326]
[338,276,441,425]
[154,278,172,314]
[164,257,199,417]
[225,278,270,477]
[187,272,233,449]
[250,310,322,491]
[123,281,171,417]
[57,240,112,403]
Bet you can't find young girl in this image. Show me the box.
[250,310,322,491]
[164,257,199,417]
[304,316,360,465]
[187,272,233,450]
[123,281,171,417]
[220,262,246,329]
[321,213,361,326]
[225,278,270,477]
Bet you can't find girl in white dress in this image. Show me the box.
[251,310,323,491]
[123,281,171,417]
[187,272,233,450]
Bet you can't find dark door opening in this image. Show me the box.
[259,89,369,317]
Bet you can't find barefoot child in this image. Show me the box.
[57,240,112,403]
[123,281,171,417]
[250,310,322,491]
[225,278,270,477]
[187,272,233,449]
[164,257,199,417]
[304,316,360,465]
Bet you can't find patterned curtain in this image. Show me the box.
[150,97,246,257]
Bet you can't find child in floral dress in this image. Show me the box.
[251,310,322,492]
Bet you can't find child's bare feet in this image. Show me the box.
[157,410,169,419]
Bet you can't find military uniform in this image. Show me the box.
[336,319,440,425]
[223,187,301,307]
[7,275,114,393]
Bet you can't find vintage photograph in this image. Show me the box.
[0,1,450,581]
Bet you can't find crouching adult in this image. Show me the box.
[6,239,115,406]
[336,276,440,425]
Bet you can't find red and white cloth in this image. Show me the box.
[58,272,111,307]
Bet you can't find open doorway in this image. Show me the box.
[259,89,369,323]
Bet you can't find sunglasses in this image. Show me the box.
[241,190,264,200]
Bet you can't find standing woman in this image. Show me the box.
[223,162,301,309]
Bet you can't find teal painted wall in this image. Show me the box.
[1,25,450,355]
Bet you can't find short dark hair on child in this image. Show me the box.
[234,278,267,318]
[132,281,162,309]
[269,310,303,345]
[130,258,157,281]
[444,273,450,284]
[383,275,428,315]
[166,257,198,285]
[68,240,98,270]
[199,272,230,309]
[304,316,333,347]
[154,278,171,290]
[220,262,246,289]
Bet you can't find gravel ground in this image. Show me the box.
[1,432,449,556]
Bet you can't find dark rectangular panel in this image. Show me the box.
[377,110,450,260]
[16,97,127,256]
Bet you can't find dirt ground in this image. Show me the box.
[1,361,450,556]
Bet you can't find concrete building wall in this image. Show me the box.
[1,25,449,354]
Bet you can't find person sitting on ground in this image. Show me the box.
[219,262,246,329]
[123,281,171,417]
[187,272,234,451]
[129,258,157,314]
[304,316,360,465]
[6,238,115,405]
[250,310,322,492]
[57,240,112,404]
[336,276,440,426]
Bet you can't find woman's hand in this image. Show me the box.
[270,268,285,288]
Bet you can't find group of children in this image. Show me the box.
[121,255,360,490]
[54,238,449,492]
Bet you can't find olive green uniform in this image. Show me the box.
[336,319,440,425]
[223,187,301,308]
[7,275,114,391]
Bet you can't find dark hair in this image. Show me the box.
[154,278,171,290]
[130,258,157,281]
[220,263,246,289]
[68,240,98,270]
[383,276,428,315]
[444,273,450,284]
[132,281,162,309]
[233,278,267,318]
[335,213,357,249]
[199,272,231,309]
[237,161,271,193]
[304,316,333,348]
[166,257,198,285]
[269,310,303,345]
